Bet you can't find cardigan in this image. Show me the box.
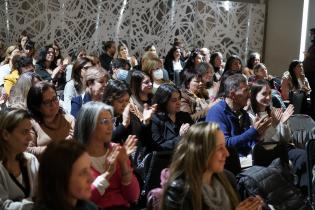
[0,153,39,210]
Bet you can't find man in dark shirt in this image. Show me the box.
[99,41,116,73]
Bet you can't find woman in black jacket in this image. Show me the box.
[160,122,264,210]
[150,84,193,151]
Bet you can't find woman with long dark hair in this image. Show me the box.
[210,52,224,82]
[243,52,260,77]
[27,81,75,156]
[150,84,193,151]
[281,60,311,100]
[164,46,185,86]
[35,45,67,91]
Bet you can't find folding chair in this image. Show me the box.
[138,151,172,208]
[288,114,315,149]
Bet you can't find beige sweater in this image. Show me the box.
[27,113,75,156]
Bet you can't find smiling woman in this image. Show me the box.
[160,122,264,210]
[26,81,75,156]
[74,101,140,209]
[0,108,39,210]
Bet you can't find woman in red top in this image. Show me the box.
[74,101,140,209]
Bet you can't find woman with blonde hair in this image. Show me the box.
[142,52,169,93]
[160,122,264,210]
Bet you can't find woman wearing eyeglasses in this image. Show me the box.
[26,81,75,156]
[35,45,67,91]
[74,101,140,210]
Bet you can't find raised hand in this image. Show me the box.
[271,108,282,127]
[123,135,138,155]
[281,104,294,123]
[122,103,131,128]
[179,123,190,136]
[103,146,121,179]
[143,103,157,125]
[253,114,272,137]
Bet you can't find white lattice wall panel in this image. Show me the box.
[0,0,265,61]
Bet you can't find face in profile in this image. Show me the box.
[207,130,229,173]
[89,76,107,101]
[233,82,250,109]
[2,118,33,154]
[256,65,268,79]
[68,152,93,202]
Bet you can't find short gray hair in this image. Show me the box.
[74,101,113,145]
[223,74,247,97]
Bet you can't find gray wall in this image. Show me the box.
[264,0,303,76]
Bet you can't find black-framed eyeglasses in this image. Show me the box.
[99,117,116,126]
[42,95,59,107]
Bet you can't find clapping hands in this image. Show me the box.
[142,103,157,125]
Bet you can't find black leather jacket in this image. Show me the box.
[161,171,238,210]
